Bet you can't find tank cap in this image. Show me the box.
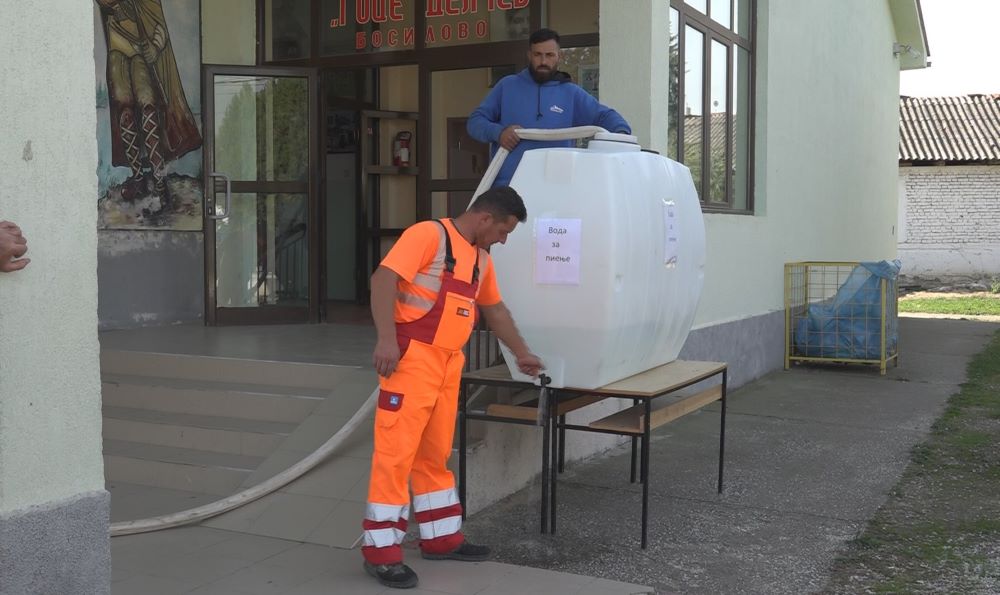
[592,132,639,144]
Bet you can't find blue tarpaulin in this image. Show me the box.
[793,260,900,360]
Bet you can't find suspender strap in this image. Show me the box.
[435,220,457,274]
[435,219,479,282]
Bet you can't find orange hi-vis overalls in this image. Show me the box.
[362,219,495,565]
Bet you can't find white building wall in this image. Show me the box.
[0,0,108,591]
[898,165,1000,282]
[693,0,902,328]
[0,0,104,517]
[599,0,669,154]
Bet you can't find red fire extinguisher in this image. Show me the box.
[393,131,412,167]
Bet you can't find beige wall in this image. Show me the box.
[0,0,103,514]
[547,0,598,34]
[203,0,256,65]
[430,69,492,179]
[377,66,419,242]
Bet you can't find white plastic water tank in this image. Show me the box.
[492,132,706,389]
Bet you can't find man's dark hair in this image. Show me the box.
[529,28,560,47]
[469,186,527,222]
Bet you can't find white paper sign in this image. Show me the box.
[534,218,582,285]
[663,200,679,267]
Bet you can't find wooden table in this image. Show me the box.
[458,360,728,549]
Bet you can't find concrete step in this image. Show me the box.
[103,439,263,496]
[101,374,325,423]
[102,406,295,457]
[100,350,358,389]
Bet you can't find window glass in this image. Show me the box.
[324,69,375,105]
[667,8,680,160]
[215,193,308,307]
[214,76,309,182]
[320,0,416,55]
[735,0,751,37]
[709,40,728,203]
[319,1,532,53]
[710,0,731,29]
[266,0,310,61]
[686,0,707,14]
[426,1,529,48]
[683,26,704,198]
[671,0,754,211]
[560,47,600,99]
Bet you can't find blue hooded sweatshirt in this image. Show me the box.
[467,68,632,188]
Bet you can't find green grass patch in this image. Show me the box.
[899,296,1000,316]
[960,518,1000,534]
[909,442,935,465]
[871,578,910,594]
[824,330,1000,593]
[948,430,991,449]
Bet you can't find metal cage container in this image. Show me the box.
[784,261,899,375]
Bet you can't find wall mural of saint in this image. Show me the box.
[95,0,203,229]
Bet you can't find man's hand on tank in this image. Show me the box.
[499,125,523,151]
[516,352,544,377]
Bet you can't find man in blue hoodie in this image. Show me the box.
[467,28,632,188]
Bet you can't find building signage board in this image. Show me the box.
[326,0,530,53]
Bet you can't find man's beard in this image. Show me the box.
[530,64,555,83]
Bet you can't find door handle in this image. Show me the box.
[208,172,231,220]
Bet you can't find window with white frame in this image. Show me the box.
[668,0,755,212]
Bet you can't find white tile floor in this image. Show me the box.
[111,526,653,594]
[108,483,220,524]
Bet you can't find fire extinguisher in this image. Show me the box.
[393,131,412,167]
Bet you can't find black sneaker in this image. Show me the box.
[421,540,492,561]
[363,562,418,589]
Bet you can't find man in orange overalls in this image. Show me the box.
[362,186,543,589]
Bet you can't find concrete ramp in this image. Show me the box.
[102,349,368,526]
[203,367,378,549]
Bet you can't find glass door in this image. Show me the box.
[203,66,318,325]
[320,67,377,323]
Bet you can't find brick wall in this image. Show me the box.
[898,165,1000,281]
[900,165,1000,244]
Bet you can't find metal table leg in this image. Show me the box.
[641,398,651,549]
[540,417,550,533]
[718,369,727,494]
[630,437,638,483]
[558,414,566,474]
[630,398,639,483]
[534,375,553,533]
[550,392,559,533]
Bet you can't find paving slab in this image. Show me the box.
[465,318,1000,594]
[107,317,998,594]
[111,526,652,594]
